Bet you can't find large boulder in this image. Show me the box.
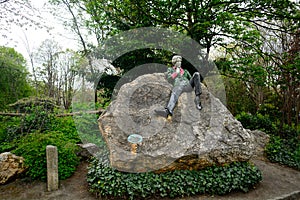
[98,73,255,173]
[0,152,26,184]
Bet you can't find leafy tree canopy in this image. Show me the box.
[0,46,32,110]
[82,0,299,57]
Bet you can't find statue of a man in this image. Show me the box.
[155,55,203,118]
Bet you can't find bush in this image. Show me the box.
[87,156,262,199]
[237,112,300,170]
[12,131,80,181]
[0,116,21,152]
[257,103,281,123]
[236,112,276,134]
[72,114,106,148]
[266,135,300,170]
[1,106,55,145]
[20,105,55,133]
[0,107,81,153]
[51,116,81,143]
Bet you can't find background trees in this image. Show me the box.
[0,0,299,126]
[0,46,32,110]
[76,0,300,126]
[0,0,48,47]
[33,39,81,110]
[81,0,299,56]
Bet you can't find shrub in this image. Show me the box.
[72,114,106,148]
[1,107,82,153]
[87,156,262,199]
[51,116,81,143]
[257,103,281,123]
[236,112,276,134]
[0,116,21,152]
[12,130,80,181]
[237,112,300,170]
[266,135,300,170]
[1,105,55,145]
[20,105,55,133]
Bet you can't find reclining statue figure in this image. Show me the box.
[155,55,203,118]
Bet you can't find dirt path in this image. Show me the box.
[1,158,299,200]
[0,161,95,200]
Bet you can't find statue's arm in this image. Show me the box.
[185,70,192,79]
[165,68,176,82]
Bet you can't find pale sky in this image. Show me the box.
[0,0,86,66]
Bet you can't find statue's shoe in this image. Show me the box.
[194,96,202,110]
[155,109,171,118]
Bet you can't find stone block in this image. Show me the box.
[46,145,58,191]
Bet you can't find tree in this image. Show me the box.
[47,0,300,121]
[82,0,299,59]
[56,49,81,110]
[217,19,300,126]
[80,0,300,97]
[250,25,300,126]
[48,0,92,55]
[0,46,32,110]
[0,0,47,45]
[275,30,300,126]
[34,40,82,109]
[35,39,61,100]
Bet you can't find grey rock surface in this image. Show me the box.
[98,73,255,172]
[77,143,101,159]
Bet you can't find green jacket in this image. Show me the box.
[166,66,191,87]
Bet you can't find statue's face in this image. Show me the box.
[172,56,182,68]
[174,59,181,68]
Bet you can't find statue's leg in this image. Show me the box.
[155,86,183,118]
[166,86,183,115]
[190,72,202,110]
[190,72,202,96]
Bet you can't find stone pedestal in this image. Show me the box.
[46,145,58,191]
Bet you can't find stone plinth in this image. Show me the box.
[46,145,58,191]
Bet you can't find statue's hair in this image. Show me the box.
[172,55,182,65]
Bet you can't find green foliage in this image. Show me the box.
[0,105,82,152]
[87,157,262,199]
[0,116,21,152]
[1,105,55,145]
[236,112,276,134]
[72,114,105,148]
[0,46,32,110]
[12,131,80,181]
[266,135,300,170]
[83,0,299,47]
[222,76,257,115]
[51,116,81,143]
[9,97,57,113]
[0,104,83,180]
[257,103,281,123]
[237,111,300,170]
[21,105,55,133]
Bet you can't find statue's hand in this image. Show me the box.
[171,72,178,79]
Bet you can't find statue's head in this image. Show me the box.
[171,55,182,66]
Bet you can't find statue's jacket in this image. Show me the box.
[166,66,191,87]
